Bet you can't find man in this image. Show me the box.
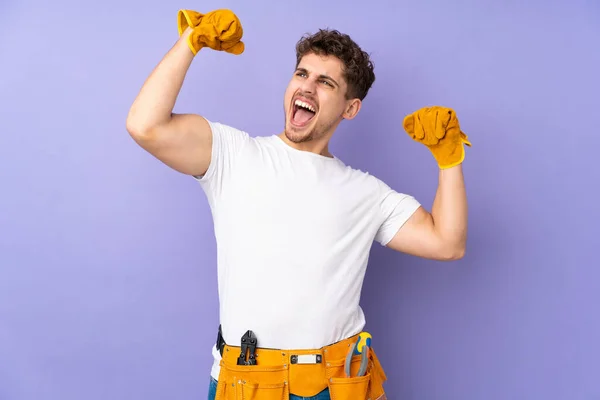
[126,8,469,400]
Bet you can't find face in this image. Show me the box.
[283,52,361,145]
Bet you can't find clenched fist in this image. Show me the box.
[178,9,245,55]
[403,106,472,169]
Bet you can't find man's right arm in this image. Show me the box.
[126,27,212,177]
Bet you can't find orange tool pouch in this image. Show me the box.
[213,331,387,400]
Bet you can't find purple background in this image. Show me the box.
[1,0,599,399]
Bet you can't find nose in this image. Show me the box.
[300,77,317,94]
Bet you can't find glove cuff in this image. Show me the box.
[186,32,203,55]
[178,9,203,36]
[430,141,467,169]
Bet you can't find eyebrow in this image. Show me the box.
[296,67,340,88]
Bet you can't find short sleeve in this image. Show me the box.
[374,182,422,246]
[194,119,250,196]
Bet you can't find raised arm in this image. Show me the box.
[386,106,472,261]
[125,9,245,177]
[126,28,212,176]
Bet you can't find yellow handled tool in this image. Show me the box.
[344,332,371,377]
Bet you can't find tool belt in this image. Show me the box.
[213,326,387,400]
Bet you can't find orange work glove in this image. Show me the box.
[403,106,472,169]
[177,9,244,56]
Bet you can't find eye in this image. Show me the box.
[296,72,307,78]
[320,80,332,87]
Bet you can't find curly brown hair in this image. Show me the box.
[295,29,375,101]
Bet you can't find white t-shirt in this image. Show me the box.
[195,120,421,380]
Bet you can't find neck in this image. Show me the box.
[278,132,334,158]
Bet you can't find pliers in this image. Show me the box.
[344,332,371,377]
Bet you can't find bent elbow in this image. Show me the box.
[439,244,466,261]
[451,246,466,260]
[126,118,145,138]
[126,119,157,143]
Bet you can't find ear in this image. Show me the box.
[342,99,362,120]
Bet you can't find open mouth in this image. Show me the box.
[291,98,317,126]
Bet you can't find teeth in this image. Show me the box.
[294,99,316,113]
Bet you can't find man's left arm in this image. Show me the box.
[386,164,467,260]
[385,105,471,261]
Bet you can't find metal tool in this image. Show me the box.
[344,332,371,377]
[237,330,258,365]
